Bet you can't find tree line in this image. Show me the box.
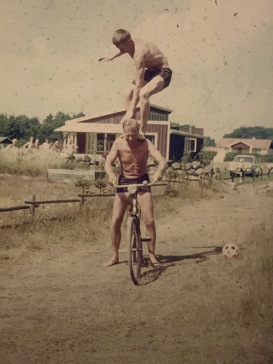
[0,112,85,146]
[203,127,273,147]
[224,126,273,140]
[1,113,272,147]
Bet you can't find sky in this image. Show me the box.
[1,0,273,141]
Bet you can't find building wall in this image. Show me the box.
[196,138,203,154]
[169,134,203,161]
[146,123,168,158]
[230,142,250,153]
[169,135,185,161]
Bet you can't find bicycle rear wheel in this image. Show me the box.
[127,216,142,285]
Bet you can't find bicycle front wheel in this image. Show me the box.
[127,216,142,285]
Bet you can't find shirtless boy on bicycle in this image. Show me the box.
[99,29,172,137]
[104,119,167,268]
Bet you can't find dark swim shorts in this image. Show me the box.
[132,68,173,89]
[144,68,172,88]
[116,174,151,193]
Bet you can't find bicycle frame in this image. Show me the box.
[112,180,155,284]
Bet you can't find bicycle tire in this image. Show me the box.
[127,216,142,285]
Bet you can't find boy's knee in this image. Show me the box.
[144,218,155,229]
[139,89,150,103]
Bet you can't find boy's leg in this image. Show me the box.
[137,192,161,267]
[103,193,128,267]
[139,76,165,134]
[121,83,146,140]
[123,84,137,113]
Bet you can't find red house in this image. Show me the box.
[55,104,204,161]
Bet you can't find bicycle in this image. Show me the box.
[113,180,162,285]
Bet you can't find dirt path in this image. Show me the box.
[1,180,273,364]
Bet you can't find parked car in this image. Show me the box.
[228,154,261,177]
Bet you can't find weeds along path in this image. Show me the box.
[0,178,273,364]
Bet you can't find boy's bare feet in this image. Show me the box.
[103,256,119,267]
[149,255,161,268]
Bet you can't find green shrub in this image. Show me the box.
[260,154,273,163]
[93,178,108,194]
[224,152,239,162]
[198,150,217,164]
[180,152,192,163]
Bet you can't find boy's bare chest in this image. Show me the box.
[118,145,148,163]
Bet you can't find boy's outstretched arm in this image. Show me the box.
[98,50,124,62]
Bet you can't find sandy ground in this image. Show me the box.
[0,176,273,364]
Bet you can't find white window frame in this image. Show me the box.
[145,133,158,148]
[184,137,197,153]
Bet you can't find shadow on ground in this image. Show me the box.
[139,246,223,286]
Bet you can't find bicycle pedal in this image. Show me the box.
[142,237,151,242]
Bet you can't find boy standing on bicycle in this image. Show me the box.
[104,119,167,268]
[99,29,172,137]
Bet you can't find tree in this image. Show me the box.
[40,112,76,141]
[0,111,86,143]
[224,127,273,139]
[0,114,40,142]
[204,136,216,147]
[0,114,9,136]
[170,122,180,129]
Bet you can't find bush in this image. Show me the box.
[260,154,273,163]
[180,152,192,164]
[198,150,217,165]
[224,152,240,162]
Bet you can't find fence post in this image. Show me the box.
[80,186,85,207]
[29,194,36,217]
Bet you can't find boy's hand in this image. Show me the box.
[108,174,116,185]
[98,57,111,62]
[152,172,162,182]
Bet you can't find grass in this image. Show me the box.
[0,148,64,176]
[0,178,214,254]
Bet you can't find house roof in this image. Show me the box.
[64,104,172,125]
[56,120,170,134]
[0,137,12,144]
[55,122,123,134]
[218,138,273,149]
[170,129,204,139]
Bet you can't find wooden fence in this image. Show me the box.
[1,169,272,218]
[0,185,167,218]
[0,192,115,217]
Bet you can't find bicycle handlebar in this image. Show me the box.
[112,180,166,189]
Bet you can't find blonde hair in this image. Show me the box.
[123,119,139,132]
[112,29,131,45]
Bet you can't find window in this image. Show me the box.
[97,133,105,152]
[184,137,197,152]
[149,112,167,121]
[106,134,116,151]
[145,135,155,144]
[96,133,116,153]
